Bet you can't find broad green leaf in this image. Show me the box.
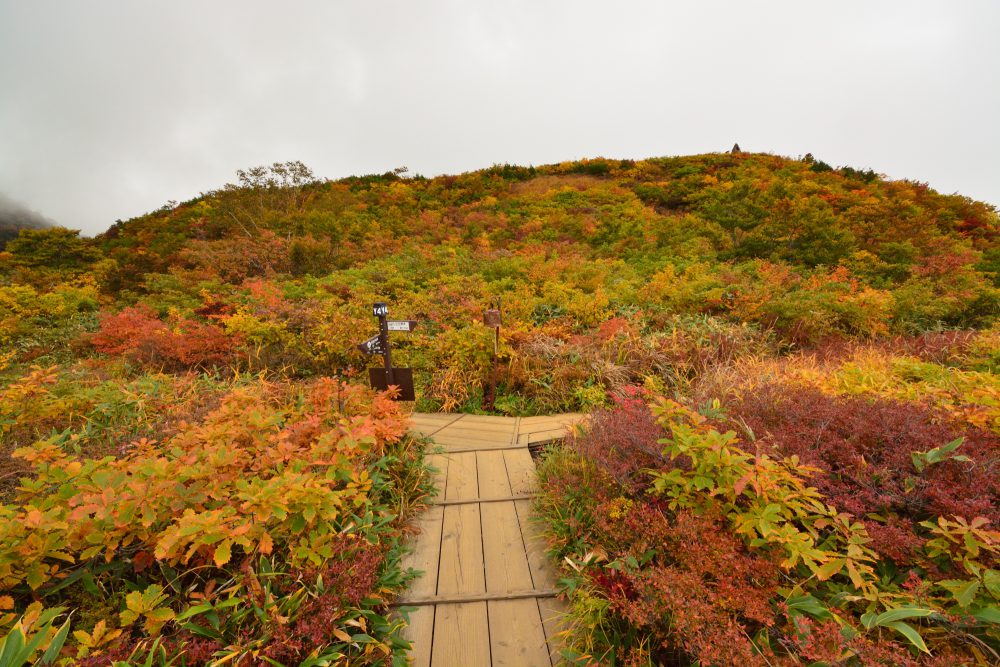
[39,617,72,665]
[882,621,930,654]
[971,605,1000,625]
[0,627,28,666]
[174,602,214,622]
[872,607,935,626]
[786,595,832,620]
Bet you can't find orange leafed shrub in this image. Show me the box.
[90,305,237,370]
[0,378,418,664]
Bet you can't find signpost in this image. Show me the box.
[482,298,502,411]
[357,302,416,401]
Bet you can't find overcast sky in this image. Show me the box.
[1,1,998,236]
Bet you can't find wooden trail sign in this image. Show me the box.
[357,334,385,356]
[357,302,416,401]
[387,320,417,332]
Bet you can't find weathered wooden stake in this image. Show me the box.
[482,298,502,411]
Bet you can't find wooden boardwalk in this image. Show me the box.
[398,413,582,666]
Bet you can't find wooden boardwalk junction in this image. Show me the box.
[398,413,583,666]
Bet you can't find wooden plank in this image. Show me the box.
[443,451,478,501]
[436,502,485,596]
[433,436,513,450]
[444,443,531,454]
[478,450,535,596]
[476,450,511,497]
[399,505,444,598]
[519,415,582,430]
[483,500,534,593]
[519,423,574,435]
[519,430,572,445]
[426,453,448,499]
[515,498,559,588]
[434,435,515,449]
[410,419,455,429]
[398,588,558,606]
[411,413,462,421]
[441,419,516,431]
[503,448,538,495]
[515,492,566,662]
[399,605,435,667]
[434,428,514,440]
[519,423,573,435]
[489,599,552,666]
[434,429,515,443]
[438,427,516,439]
[537,596,568,663]
[517,416,558,426]
[410,415,464,427]
[431,602,490,667]
[436,421,515,433]
[457,414,517,425]
[410,414,466,438]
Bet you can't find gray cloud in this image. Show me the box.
[1,0,998,235]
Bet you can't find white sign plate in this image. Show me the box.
[387,320,417,332]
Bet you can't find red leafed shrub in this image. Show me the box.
[727,383,1000,566]
[605,510,782,666]
[574,386,668,492]
[256,538,387,664]
[89,305,168,356]
[90,305,238,370]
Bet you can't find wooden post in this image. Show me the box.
[482,298,502,412]
[373,301,394,386]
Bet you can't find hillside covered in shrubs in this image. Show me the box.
[4,152,999,413]
[1,151,998,664]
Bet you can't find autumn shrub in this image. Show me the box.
[728,384,999,565]
[571,386,664,492]
[0,378,431,665]
[538,396,1000,666]
[90,304,237,371]
[0,282,99,367]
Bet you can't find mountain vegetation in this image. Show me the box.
[0,152,998,664]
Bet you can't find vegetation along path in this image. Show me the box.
[398,413,583,666]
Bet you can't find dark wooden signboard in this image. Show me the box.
[356,302,418,401]
[368,367,415,401]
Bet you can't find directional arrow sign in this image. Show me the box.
[386,320,418,332]
[357,334,385,355]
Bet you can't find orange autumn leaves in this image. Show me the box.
[1,378,405,593]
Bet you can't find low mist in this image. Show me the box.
[0,193,55,249]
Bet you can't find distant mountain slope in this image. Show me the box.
[0,193,53,249]
[97,153,999,286]
[4,152,999,408]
